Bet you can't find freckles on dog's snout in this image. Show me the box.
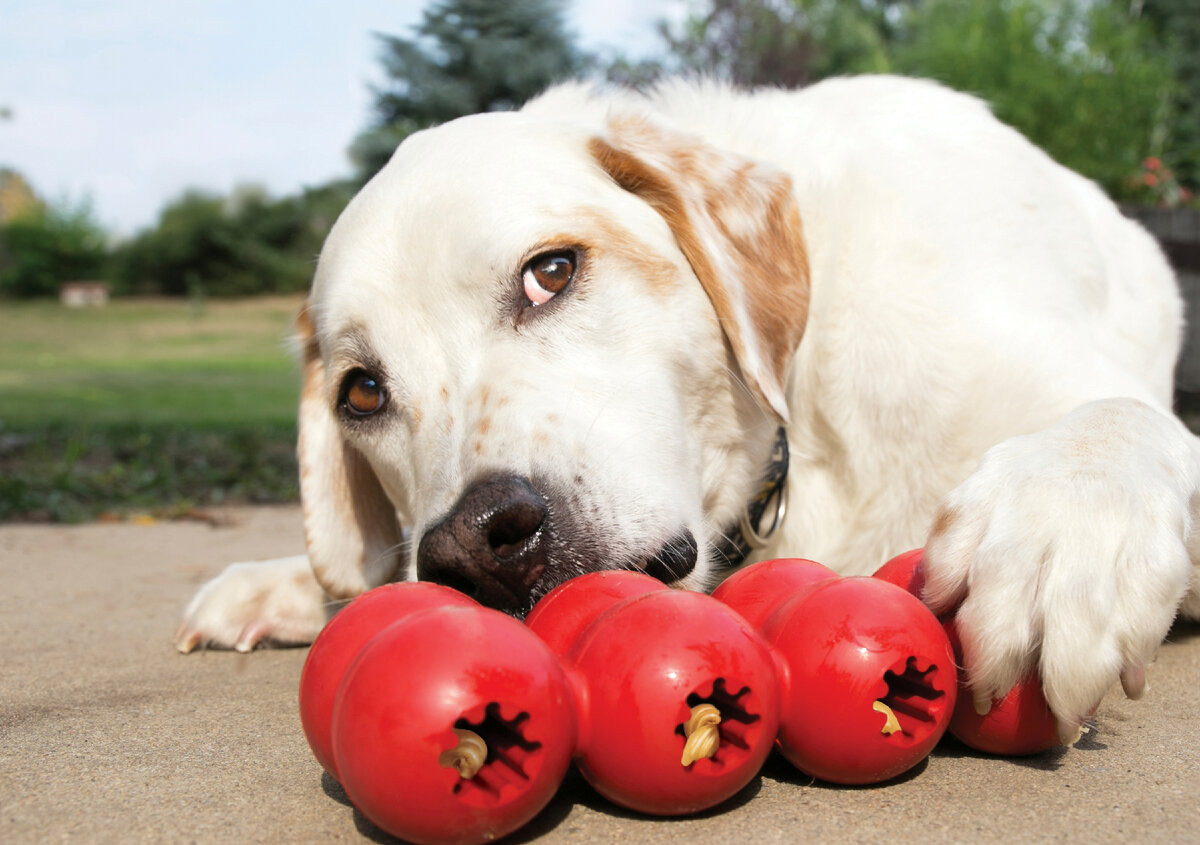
[416,475,550,612]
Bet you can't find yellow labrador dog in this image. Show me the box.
[177,76,1200,744]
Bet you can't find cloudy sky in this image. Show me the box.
[1,1,687,236]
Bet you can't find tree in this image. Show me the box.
[658,0,1179,200]
[892,0,1178,199]
[660,0,914,87]
[1143,0,1200,191]
[109,182,354,297]
[352,0,583,179]
[0,195,106,298]
[0,168,40,224]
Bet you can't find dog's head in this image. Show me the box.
[297,94,810,614]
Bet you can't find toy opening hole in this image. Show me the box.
[447,702,541,800]
[876,656,944,736]
[674,677,759,766]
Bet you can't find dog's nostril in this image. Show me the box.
[485,500,546,561]
[489,531,524,560]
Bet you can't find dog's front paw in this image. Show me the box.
[921,399,1198,743]
[175,555,329,653]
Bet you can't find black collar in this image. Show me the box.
[714,427,789,568]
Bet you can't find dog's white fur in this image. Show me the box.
[177,76,1200,743]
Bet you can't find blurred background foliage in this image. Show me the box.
[107,181,355,298]
[351,0,586,178]
[2,0,1198,302]
[0,184,107,298]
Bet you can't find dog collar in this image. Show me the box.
[716,427,789,568]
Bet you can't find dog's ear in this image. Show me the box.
[589,117,810,422]
[295,301,403,598]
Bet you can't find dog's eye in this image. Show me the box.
[522,251,575,306]
[341,370,386,417]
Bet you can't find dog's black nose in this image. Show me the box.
[416,475,549,612]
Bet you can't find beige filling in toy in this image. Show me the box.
[680,703,723,766]
[439,728,488,778]
[873,700,902,735]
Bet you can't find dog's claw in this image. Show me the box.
[235,622,270,653]
[1120,662,1148,700]
[1057,718,1085,747]
[174,625,203,654]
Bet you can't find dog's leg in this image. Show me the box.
[175,555,330,653]
[921,398,1200,743]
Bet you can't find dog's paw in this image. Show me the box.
[175,555,329,653]
[922,399,1198,743]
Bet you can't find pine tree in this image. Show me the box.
[351,0,583,180]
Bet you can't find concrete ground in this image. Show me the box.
[2,504,1198,843]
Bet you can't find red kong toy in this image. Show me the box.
[523,569,664,656]
[298,582,479,779]
[527,576,781,816]
[942,620,1060,755]
[710,557,838,630]
[762,575,958,784]
[714,557,956,783]
[332,605,576,845]
[871,547,927,596]
[873,549,1060,756]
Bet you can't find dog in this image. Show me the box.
[176,75,1200,745]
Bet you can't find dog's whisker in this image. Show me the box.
[322,596,355,613]
[374,537,413,582]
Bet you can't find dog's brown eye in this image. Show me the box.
[343,371,386,417]
[522,251,575,306]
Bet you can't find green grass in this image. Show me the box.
[6,295,1197,523]
[0,296,305,521]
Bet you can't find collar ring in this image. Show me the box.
[738,478,788,551]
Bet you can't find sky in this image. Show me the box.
[0,0,687,237]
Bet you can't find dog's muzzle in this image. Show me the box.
[416,475,551,613]
[416,429,787,612]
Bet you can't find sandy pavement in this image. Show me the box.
[2,504,1198,843]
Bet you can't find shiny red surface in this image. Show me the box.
[564,590,781,815]
[763,576,958,784]
[298,582,478,779]
[524,570,665,657]
[873,550,1062,756]
[943,620,1061,755]
[710,558,839,631]
[332,606,576,845]
[872,548,927,597]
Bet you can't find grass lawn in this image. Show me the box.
[5,295,1198,524]
[0,296,306,521]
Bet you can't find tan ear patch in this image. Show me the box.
[573,212,686,298]
[588,119,810,421]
